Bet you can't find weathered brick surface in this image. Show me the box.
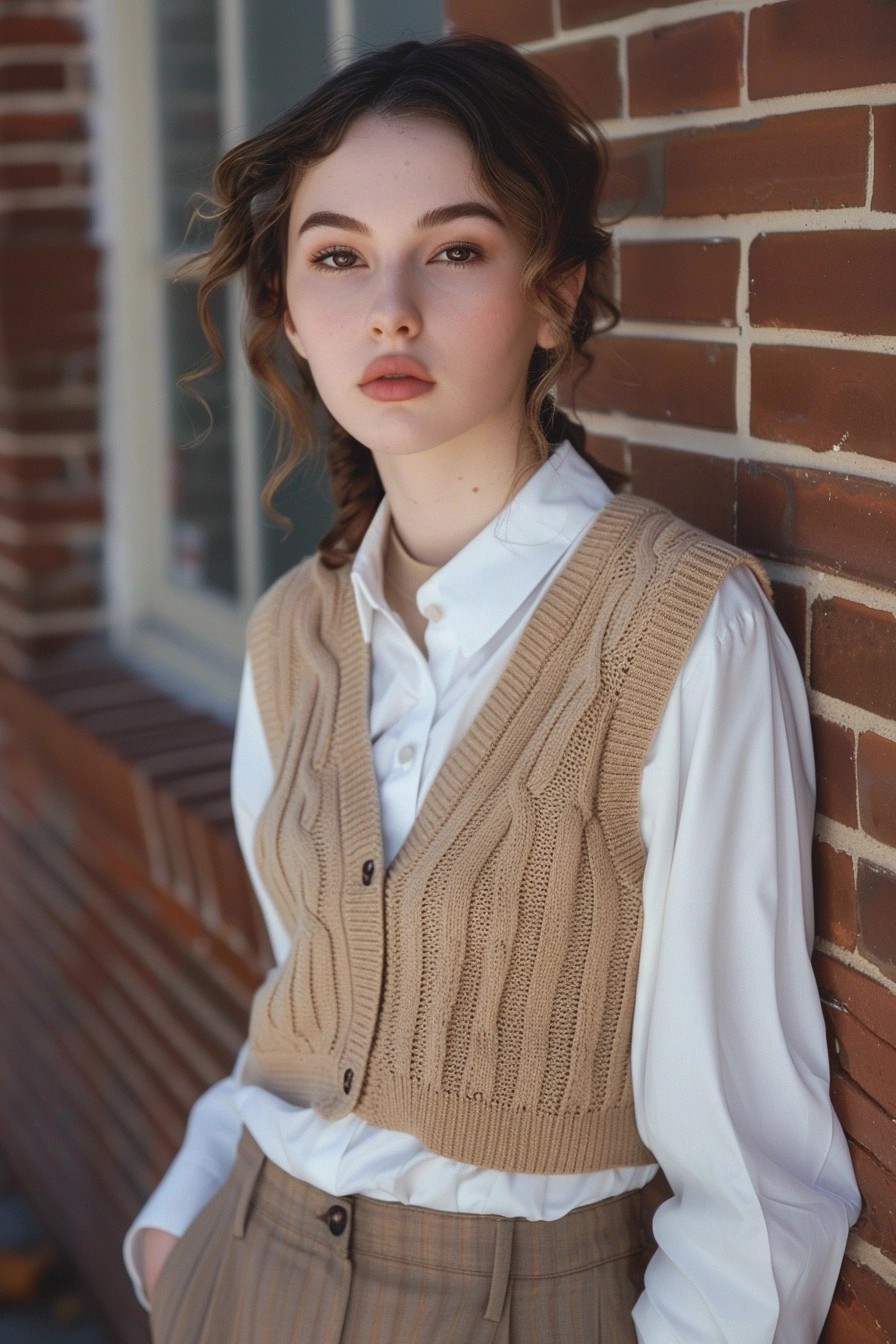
[831,1075,894,1179]
[769,580,806,668]
[619,240,739,325]
[858,734,896,851]
[529,38,622,121]
[628,443,735,540]
[0,16,84,45]
[812,717,858,829]
[810,599,896,719]
[751,345,896,463]
[872,106,896,213]
[575,335,737,429]
[750,232,896,337]
[665,108,869,217]
[0,63,67,94]
[822,1256,896,1343]
[629,13,743,116]
[852,1144,896,1260]
[857,861,896,981]
[813,840,858,952]
[738,467,896,590]
[749,0,896,99]
[562,0,680,21]
[445,0,553,42]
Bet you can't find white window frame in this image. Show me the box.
[93,0,442,713]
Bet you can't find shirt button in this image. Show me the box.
[422,603,444,623]
[397,744,415,766]
[343,1068,354,1094]
[361,859,375,886]
[326,1205,347,1236]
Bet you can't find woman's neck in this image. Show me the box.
[373,432,541,567]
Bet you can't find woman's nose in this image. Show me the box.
[367,268,422,340]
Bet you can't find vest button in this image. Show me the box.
[343,1067,354,1094]
[361,859,375,886]
[326,1204,347,1236]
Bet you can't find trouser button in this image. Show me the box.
[326,1204,347,1236]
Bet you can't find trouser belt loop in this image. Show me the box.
[484,1218,514,1323]
[232,1138,266,1239]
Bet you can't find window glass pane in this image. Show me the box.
[155,0,221,252]
[166,281,238,598]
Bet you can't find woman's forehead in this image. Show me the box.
[289,113,496,221]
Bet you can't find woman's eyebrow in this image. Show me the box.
[297,201,505,237]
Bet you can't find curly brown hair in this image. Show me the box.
[187,35,617,567]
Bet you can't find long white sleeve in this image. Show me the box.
[632,567,859,1342]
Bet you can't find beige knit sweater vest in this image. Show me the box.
[244,495,770,1175]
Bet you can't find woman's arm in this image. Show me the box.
[631,567,860,1344]
[123,657,286,1308]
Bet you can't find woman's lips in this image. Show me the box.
[359,356,434,402]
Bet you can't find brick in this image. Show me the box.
[858,735,896,851]
[583,433,627,480]
[0,245,99,356]
[629,14,743,117]
[666,108,868,217]
[815,952,896,1045]
[0,63,66,95]
[852,1144,896,1260]
[529,38,621,122]
[738,466,896,590]
[770,580,806,668]
[575,335,736,430]
[628,443,735,541]
[822,946,896,1048]
[831,1073,896,1178]
[0,209,92,248]
[750,0,896,99]
[857,861,896,981]
[0,112,86,145]
[814,840,858,952]
[825,1257,896,1344]
[872,106,896,213]
[751,346,896,464]
[0,17,84,45]
[445,0,552,43]
[0,162,62,190]
[562,0,680,22]
[619,240,739,325]
[604,135,664,218]
[812,718,858,828]
[828,1005,896,1115]
[751,231,896,337]
[811,598,896,719]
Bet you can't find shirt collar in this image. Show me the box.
[350,440,614,656]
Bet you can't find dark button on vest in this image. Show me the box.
[326,1205,347,1236]
[343,1067,354,1094]
[361,859,375,885]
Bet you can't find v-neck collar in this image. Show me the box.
[333,493,644,886]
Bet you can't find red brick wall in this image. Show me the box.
[0,1,102,675]
[445,1,896,1338]
[0,655,266,1344]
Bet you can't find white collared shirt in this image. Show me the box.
[125,442,859,1341]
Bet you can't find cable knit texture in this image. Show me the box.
[244,495,771,1174]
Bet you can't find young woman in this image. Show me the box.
[125,36,860,1343]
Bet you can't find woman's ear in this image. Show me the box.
[536,263,587,350]
[283,306,307,360]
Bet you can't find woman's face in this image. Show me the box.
[282,113,557,466]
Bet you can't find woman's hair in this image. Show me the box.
[188,35,617,567]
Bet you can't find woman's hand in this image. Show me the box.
[142,1227,180,1306]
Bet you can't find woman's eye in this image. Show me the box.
[313,247,360,269]
[437,243,481,266]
